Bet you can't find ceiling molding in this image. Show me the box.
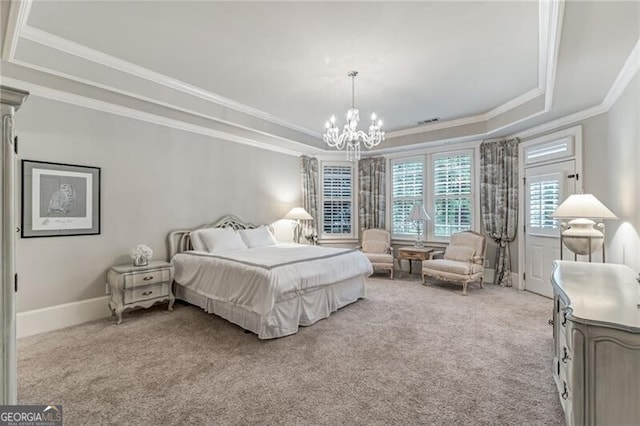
[2,76,320,158]
[19,25,322,139]
[14,2,555,145]
[10,55,323,154]
[602,37,640,110]
[541,0,565,110]
[1,0,32,60]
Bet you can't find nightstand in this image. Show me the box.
[107,260,175,324]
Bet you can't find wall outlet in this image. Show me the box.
[105,283,111,295]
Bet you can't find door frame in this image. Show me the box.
[517,125,583,291]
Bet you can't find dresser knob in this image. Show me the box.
[142,291,153,296]
[548,319,554,326]
[561,382,569,400]
[562,347,571,363]
[143,276,154,281]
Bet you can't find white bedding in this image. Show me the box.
[172,243,373,316]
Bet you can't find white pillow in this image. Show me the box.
[190,230,207,252]
[238,226,277,249]
[197,228,247,253]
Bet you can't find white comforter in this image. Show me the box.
[172,244,373,316]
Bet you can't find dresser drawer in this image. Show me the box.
[124,283,169,304]
[124,269,171,289]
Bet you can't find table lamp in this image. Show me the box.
[407,204,430,247]
[551,193,617,262]
[284,207,313,243]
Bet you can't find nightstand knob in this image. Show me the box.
[143,276,154,281]
[142,291,153,296]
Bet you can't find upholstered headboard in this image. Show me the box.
[168,215,259,259]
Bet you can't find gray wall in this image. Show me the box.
[506,72,640,274]
[593,72,640,271]
[15,97,301,312]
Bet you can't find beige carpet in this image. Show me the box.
[18,276,564,425]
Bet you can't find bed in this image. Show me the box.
[168,216,373,339]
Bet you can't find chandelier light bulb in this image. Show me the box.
[330,115,336,124]
[378,120,383,127]
[325,121,330,129]
[371,112,377,121]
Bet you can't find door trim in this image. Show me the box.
[517,125,583,291]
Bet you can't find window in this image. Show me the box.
[528,176,560,234]
[433,152,473,238]
[391,159,424,236]
[321,163,353,236]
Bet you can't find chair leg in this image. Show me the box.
[422,273,426,285]
[462,281,468,296]
[390,268,394,280]
[479,277,484,288]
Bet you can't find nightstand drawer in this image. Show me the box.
[124,283,170,304]
[124,269,170,289]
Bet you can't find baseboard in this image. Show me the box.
[17,296,111,338]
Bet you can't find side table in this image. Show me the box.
[397,246,434,276]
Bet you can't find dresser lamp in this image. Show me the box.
[284,207,313,244]
[551,194,617,262]
[407,204,431,247]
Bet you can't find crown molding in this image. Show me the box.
[539,0,565,111]
[602,37,640,110]
[16,1,558,143]
[1,76,322,157]
[2,0,32,61]
[19,25,322,139]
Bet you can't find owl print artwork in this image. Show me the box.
[47,183,78,216]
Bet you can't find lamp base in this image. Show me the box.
[560,218,606,262]
[414,241,424,248]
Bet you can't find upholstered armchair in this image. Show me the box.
[360,229,394,279]
[421,231,486,295]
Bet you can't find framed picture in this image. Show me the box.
[21,160,101,238]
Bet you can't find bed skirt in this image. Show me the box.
[174,275,366,339]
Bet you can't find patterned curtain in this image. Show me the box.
[300,156,319,238]
[358,157,386,231]
[480,138,519,287]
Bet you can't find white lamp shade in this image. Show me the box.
[552,194,617,219]
[284,207,313,221]
[408,204,431,221]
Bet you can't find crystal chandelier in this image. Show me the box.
[323,71,385,161]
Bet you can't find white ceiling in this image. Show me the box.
[3,1,639,154]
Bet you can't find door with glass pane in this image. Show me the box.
[524,160,576,297]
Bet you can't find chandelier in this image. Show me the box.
[323,71,385,161]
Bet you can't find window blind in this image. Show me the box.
[391,160,424,235]
[322,165,353,235]
[529,180,560,229]
[433,153,472,237]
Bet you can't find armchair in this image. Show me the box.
[421,231,486,295]
[360,229,394,279]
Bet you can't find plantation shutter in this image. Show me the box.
[322,165,353,235]
[433,153,472,237]
[392,160,424,235]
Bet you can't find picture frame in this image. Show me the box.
[21,160,101,238]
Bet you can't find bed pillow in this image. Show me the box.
[238,226,277,249]
[197,228,248,253]
[190,231,207,252]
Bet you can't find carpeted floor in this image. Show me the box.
[18,276,564,425]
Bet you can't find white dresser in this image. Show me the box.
[550,261,640,426]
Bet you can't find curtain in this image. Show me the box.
[480,138,519,287]
[358,157,386,231]
[300,155,319,239]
